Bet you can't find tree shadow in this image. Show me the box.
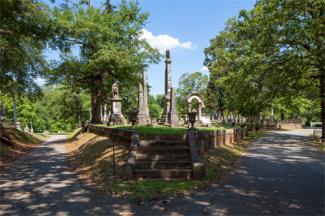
[0,132,324,215]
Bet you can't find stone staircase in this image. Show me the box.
[134,139,192,179]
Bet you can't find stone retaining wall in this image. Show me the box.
[276,120,303,129]
[87,125,247,179]
[195,128,246,156]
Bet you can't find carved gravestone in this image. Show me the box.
[109,83,126,126]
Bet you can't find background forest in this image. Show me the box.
[0,0,323,135]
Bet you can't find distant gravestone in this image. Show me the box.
[187,93,205,124]
[109,83,126,126]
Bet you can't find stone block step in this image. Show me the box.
[135,160,192,169]
[139,140,187,147]
[136,153,190,161]
[135,169,192,179]
[137,146,189,154]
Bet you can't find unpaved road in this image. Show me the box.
[1,130,324,215]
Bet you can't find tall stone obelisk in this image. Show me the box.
[137,69,151,125]
[168,87,179,127]
[161,50,172,124]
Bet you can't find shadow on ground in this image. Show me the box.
[0,131,324,215]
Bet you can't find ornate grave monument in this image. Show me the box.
[137,69,151,125]
[108,83,126,126]
[161,49,172,124]
[187,92,205,124]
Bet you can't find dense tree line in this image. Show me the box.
[204,0,324,137]
[0,0,323,137]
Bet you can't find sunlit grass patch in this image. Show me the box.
[67,128,82,141]
[98,124,225,135]
[110,179,206,200]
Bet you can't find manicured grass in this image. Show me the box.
[97,124,225,135]
[33,133,50,142]
[67,128,82,141]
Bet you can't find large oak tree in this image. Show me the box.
[47,0,160,123]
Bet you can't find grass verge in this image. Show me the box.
[67,128,82,141]
[68,130,266,201]
[309,135,325,151]
[0,128,46,164]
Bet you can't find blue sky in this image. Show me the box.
[42,0,256,95]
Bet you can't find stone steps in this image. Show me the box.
[136,153,191,161]
[137,146,189,154]
[135,139,192,179]
[135,160,192,169]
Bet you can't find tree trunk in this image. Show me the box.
[91,76,102,124]
[320,67,325,140]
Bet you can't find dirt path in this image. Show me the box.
[1,130,324,215]
[0,135,132,216]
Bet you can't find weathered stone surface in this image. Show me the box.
[192,162,205,179]
[187,93,205,125]
[138,69,151,125]
[161,50,172,124]
[168,87,179,127]
[108,83,126,126]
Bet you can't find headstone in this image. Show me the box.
[151,118,158,126]
[24,124,29,132]
[168,87,179,127]
[161,50,172,124]
[137,69,151,125]
[109,83,126,126]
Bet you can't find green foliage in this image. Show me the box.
[0,86,90,133]
[205,0,324,129]
[176,72,208,117]
[148,95,163,119]
[47,1,160,123]
[0,0,51,95]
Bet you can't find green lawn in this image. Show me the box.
[96,124,225,135]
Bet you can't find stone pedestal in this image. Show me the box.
[109,98,126,126]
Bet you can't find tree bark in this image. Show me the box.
[90,76,102,124]
[320,67,325,139]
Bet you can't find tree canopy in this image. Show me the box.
[0,0,51,96]
[205,0,324,134]
[47,0,160,123]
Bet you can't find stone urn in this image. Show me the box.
[188,112,197,129]
[129,111,138,128]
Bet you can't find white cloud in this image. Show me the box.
[201,66,209,72]
[140,29,195,52]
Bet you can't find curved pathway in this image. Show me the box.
[1,130,324,215]
[0,135,131,216]
[132,129,325,215]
